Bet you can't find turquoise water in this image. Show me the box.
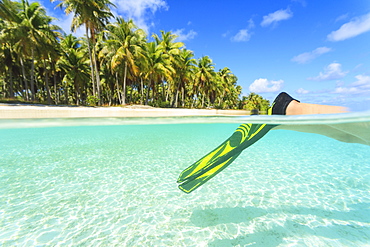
[1,116,370,246]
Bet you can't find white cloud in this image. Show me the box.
[291,47,332,64]
[261,8,293,27]
[231,19,255,42]
[248,19,255,29]
[333,87,361,94]
[112,0,168,32]
[335,13,349,23]
[39,0,167,36]
[249,78,283,93]
[53,13,85,37]
[308,63,348,81]
[292,0,307,7]
[222,31,231,38]
[333,75,370,94]
[172,29,197,42]
[327,12,370,41]
[231,29,252,42]
[296,88,309,94]
[39,0,85,37]
[352,74,370,88]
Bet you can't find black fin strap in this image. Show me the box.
[272,92,300,115]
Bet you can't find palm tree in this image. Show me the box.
[153,31,184,55]
[0,0,27,100]
[171,48,195,107]
[57,34,90,105]
[0,1,18,98]
[153,31,184,102]
[53,0,115,103]
[0,3,245,109]
[0,0,62,102]
[20,0,62,101]
[100,17,145,105]
[216,67,239,108]
[193,56,216,108]
[142,41,174,105]
[243,92,270,112]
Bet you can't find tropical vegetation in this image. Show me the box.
[0,0,269,110]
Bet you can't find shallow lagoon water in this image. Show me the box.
[1,114,370,246]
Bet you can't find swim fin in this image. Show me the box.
[177,93,299,193]
[177,122,276,193]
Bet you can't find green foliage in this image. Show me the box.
[157,100,171,108]
[241,93,270,112]
[0,0,246,109]
[86,95,99,106]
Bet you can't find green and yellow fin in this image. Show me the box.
[178,154,241,193]
[177,123,254,184]
[177,122,276,193]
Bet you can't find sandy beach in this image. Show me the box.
[0,103,249,119]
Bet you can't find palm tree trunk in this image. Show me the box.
[164,79,169,102]
[1,79,4,98]
[53,69,58,104]
[145,86,149,105]
[8,65,14,98]
[181,87,185,107]
[164,81,168,103]
[122,62,128,105]
[92,44,101,104]
[30,48,35,101]
[86,26,96,97]
[174,90,179,107]
[173,82,181,107]
[145,78,152,105]
[43,60,52,104]
[115,72,122,105]
[108,90,112,106]
[89,28,101,105]
[64,82,69,105]
[19,57,29,101]
[75,86,79,105]
[165,84,169,102]
[140,77,144,105]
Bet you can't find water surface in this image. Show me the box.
[1,114,370,246]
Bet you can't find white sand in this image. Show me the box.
[0,104,249,119]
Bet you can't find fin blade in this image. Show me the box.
[178,154,241,193]
[177,134,235,183]
[177,123,276,193]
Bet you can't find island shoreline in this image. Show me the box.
[0,104,250,119]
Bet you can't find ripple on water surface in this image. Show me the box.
[0,118,370,246]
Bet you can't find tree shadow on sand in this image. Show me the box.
[189,203,370,247]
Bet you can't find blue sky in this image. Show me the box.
[36,0,370,111]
